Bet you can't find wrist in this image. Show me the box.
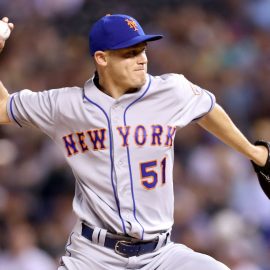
[0,40,4,52]
[252,145,268,166]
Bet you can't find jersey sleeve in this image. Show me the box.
[7,89,61,137]
[173,74,216,127]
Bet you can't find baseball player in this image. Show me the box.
[1,14,270,270]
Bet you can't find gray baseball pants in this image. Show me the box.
[58,222,230,270]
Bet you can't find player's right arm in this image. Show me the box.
[0,81,10,124]
[0,17,14,52]
[0,17,14,124]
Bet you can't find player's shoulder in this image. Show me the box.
[48,86,82,96]
[150,73,188,93]
[151,73,185,84]
[43,86,83,103]
[150,73,206,100]
[14,86,80,104]
[19,86,82,97]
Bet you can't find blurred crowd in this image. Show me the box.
[0,0,270,269]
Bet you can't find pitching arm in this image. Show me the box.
[197,103,268,166]
[0,17,14,124]
[0,81,10,124]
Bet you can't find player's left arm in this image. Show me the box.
[198,103,267,165]
[198,103,270,199]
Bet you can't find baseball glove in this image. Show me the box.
[251,140,270,199]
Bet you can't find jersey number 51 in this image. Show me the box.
[140,157,166,190]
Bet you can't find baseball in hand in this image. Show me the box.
[0,20,11,40]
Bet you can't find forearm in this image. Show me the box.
[0,40,4,52]
[0,17,14,124]
[0,81,11,124]
[0,42,11,123]
[198,104,267,166]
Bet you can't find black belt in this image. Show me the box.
[81,223,167,258]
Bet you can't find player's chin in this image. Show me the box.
[133,80,146,89]
[133,73,147,87]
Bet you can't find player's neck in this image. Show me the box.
[94,72,138,99]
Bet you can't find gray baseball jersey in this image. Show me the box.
[7,73,215,241]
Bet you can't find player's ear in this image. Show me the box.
[94,51,107,67]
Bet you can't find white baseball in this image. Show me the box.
[0,20,11,40]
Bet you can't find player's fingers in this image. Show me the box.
[8,23,14,30]
[1,17,9,23]
[1,18,14,31]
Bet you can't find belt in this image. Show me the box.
[81,223,167,257]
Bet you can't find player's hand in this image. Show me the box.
[251,140,270,199]
[0,17,14,53]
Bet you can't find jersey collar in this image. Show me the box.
[83,73,151,106]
